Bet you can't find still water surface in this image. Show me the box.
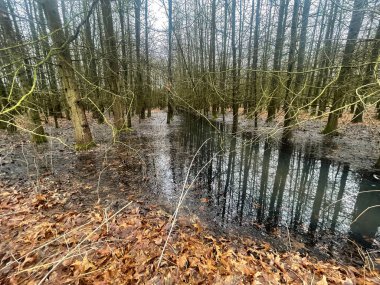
[149,113,380,247]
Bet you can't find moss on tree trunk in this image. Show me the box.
[376,155,380,169]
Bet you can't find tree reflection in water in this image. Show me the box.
[158,113,380,247]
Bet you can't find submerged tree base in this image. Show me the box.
[75,141,96,151]
[32,134,48,144]
[321,125,340,136]
[375,158,380,169]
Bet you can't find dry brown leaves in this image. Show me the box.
[0,190,379,285]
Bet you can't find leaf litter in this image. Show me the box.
[0,113,379,284]
[0,188,379,284]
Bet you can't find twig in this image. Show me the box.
[0,219,93,272]
[157,138,218,268]
[37,201,132,285]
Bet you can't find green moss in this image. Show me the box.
[375,157,380,169]
[321,128,339,136]
[0,121,7,129]
[32,134,48,144]
[7,124,17,133]
[321,123,338,135]
[75,141,96,151]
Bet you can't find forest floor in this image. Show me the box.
[0,109,379,284]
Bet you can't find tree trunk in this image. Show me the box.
[314,0,337,116]
[0,77,16,132]
[209,0,217,117]
[322,0,365,134]
[100,0,126,133]
[251,0,260,127]
[41,0,94,149]
[282,0,300,143]
[167,0,174,124]
[293,0,311,109]
[0,0,47,143]
[117,0,132,127]
[145,0,152,117]
[245,0,254,115]
[135,0,145,119]
[219,0,229,117]
[231,0,238,133]
[266,0,288,122]
[83,0,104,124]
[352,22,380,123]
[38,3,65,123]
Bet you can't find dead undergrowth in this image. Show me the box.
[0,186,379,284]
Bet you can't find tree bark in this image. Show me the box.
[266,0,288,122]
[41,0,94,149]
[376,155,380,168]
[219,0,229,117]
[0,0,47,143]
[209,0,217,116]
[352,22,380,123]
[100,0,126,133]
[245,0,254,115]
[167,0,174,124]
[322,0,365,134]
[83,0,104,124]
[282,0,300,143]
[251,0,260,127]
[117,0,132,127]
[231,0,238,133]
[293,0,311,108]
[135,0,145,119]
[145,0,152,117]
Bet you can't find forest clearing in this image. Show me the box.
[1,0,380,283]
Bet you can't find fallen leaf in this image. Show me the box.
[316,275,328,285]
[177,254,188,268]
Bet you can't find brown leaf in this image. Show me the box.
[193,222,203,233]
[177,254,188,268]
[71,256,96,275]
[316,275,328,285]
[154,237,163,245]
[342,278,353,285]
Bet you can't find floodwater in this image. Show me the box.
[148,112,380,247]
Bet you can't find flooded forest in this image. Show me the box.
[1,0,380,284]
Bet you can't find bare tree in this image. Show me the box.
[266,0,288,122]
[0,0,47,143]
[231,0,238,133]
[352,22,380,123]
[282,0,300,143]
[135,0,145,119]
[100,0,126,133]
[167,0,174,124]
[40,0,94,149]
[322,0,366,134]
